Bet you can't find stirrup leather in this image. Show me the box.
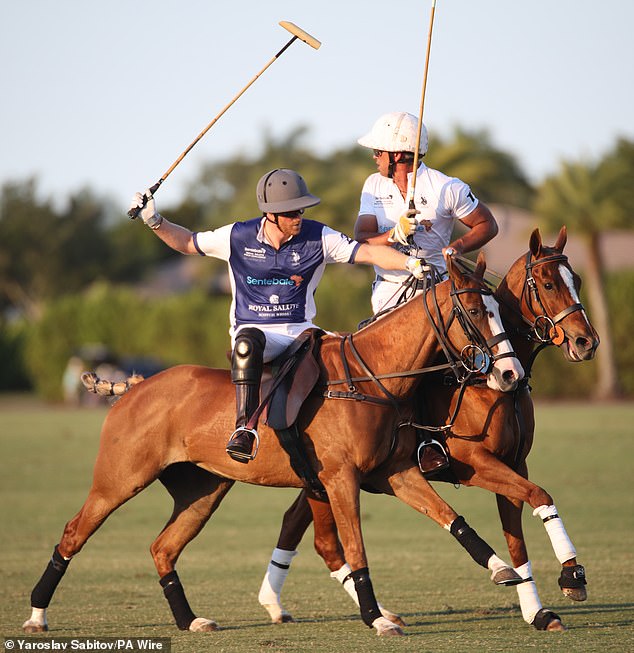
[226,427,260,462]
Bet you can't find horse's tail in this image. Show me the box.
[81,371,145,397]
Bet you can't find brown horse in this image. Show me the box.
[23,254,525,636]
[256,226,599,632]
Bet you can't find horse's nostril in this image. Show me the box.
[576,337,591,351]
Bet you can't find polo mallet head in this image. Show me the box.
[279,21,321,50]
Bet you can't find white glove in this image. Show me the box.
[405,256,430,280]
[129,190,162,229]
[387,209,419,245]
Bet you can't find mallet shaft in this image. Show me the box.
[129,21,320,219]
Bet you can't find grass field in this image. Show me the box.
[1,395,633,652]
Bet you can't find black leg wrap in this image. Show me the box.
[31,545,71,609]
[350,567,381,628]
[532,608,561,631]
[160,570,196,630]
[558,564,586,589]
[449,516,495,569]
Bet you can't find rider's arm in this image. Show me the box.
[150,218,198,255]
[354,213,391,246]
[450,202,498,256]
[354,242,411,271]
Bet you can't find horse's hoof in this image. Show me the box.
[372,616,404,636]
[558,564,586,600]
[381,609,406,628]
[532,608,566,631]
[562,586,587,602]
[491,567,522,586]
[546,619,567,632]
[22,620,48,633]
[189,617,219,632]
[260,603,295,624]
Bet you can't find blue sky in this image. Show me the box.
[2,0,633,212]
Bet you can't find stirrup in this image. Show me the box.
[416,438,449,475]
[226,427,260,462]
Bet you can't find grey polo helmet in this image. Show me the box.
[256,169,321,213]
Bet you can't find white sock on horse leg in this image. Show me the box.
[514,561,543,624]
[331,563,360,606]
[533,504,576,564]
[258,548,297,606]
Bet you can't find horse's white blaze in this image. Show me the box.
[559,264,591,325]
[482,294,524,388]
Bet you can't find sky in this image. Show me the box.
[2,0,633,213]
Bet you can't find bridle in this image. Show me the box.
[520,252,584,345]
[324,265,513,406]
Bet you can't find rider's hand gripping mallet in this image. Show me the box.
[128,21,321,219]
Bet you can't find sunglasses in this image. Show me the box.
[277,209,305,218]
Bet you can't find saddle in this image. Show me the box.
[265,328,324,430]
[258,328,327,498]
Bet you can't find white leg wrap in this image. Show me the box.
[331,563,360,606]
[514,561,543,625]
[486,554,508,573]
[533,504,576,564]
[258,548,298,606]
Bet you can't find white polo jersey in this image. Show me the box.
[359,162,478,282]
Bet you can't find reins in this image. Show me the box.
[323,264,501,434]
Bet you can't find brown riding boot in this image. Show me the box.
[417,439,450,475]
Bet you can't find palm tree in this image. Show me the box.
[534,139,634,399]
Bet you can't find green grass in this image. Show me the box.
[1,395,633,652]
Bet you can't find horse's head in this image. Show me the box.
[446,252,524,392]
[502,226,599,362]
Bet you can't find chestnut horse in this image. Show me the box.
[256,227,599,632]
[23,254,525,637]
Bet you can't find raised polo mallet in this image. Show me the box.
[406,0,437,215]
[128,20,321,219]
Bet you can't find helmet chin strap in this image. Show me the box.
[265,214,282,230]
[387,153,396,179]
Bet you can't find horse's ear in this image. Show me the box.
[529,228,542,257]
[554,225,567,252]
[474,251,486,279]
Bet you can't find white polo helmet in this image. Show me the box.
[357,112,428,155]
[256,168,321,213]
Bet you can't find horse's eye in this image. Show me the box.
[544,282,554,290]
[468,308,480,317]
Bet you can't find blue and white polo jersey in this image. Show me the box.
[193,217,361,333]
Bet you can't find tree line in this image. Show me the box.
[1,126,633,400]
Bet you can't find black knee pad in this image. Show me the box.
[232,328,265,384]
